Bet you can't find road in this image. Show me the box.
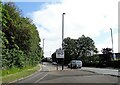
[15,62,118,84]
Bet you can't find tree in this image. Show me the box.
[2,2,20,50]
[63,37,77,64]
[62,35,98,65]
[51,52,56,62]
[1,2,42,68]
[77,35,98,62]
[101,48,112,54]
[101,48,112,62]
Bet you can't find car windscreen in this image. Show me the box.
[71,61,76,63]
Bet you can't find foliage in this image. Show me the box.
[1,2,43,69]
[52,35,98,65]
[76,35,98,63]
[101,48,112,54]
[63,37,77,64]
[101,48,112,61]
[98,48,113,66]
[63,35,98,64]
[2,49,25,68]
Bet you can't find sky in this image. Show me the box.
[11,0,119,57]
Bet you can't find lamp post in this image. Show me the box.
[41,38,45,64]
[43,38,45,56]
[62,13,65,45]
[110,28,113,53]
[62,13,65,70]
[110,28,116,60]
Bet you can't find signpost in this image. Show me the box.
[56,48,64,70]
[56,13,65,71]
[56,48,64,58]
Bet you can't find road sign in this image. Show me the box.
[56,48,64,58]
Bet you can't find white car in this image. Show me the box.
[52,62,57,65]
[68,60,82,68]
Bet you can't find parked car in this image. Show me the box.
[52,62,57,65]
[68,60,82,68]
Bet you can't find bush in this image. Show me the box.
[106,60,119,68]
[2,49,25,69]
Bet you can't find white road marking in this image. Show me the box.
[34,65,49,83]
[34,72,48,83]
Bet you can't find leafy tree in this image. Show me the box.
[51,52,56,62]
[2,2,20,50]
[62,35,98,64]
[77,35,98,62]
[101,48,112,54]
[63,37,77,64]
[101,48,112,62]
[1,2,42,69]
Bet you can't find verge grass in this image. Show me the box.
[2,64,41,83]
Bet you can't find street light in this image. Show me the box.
[62,13,65,70]
[43,38,45,56]
[41,38,45,64]
[62,13,65,46]
[110,28,116,60]
[110,28,113,53]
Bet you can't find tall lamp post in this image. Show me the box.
[62,13,65,70]
[110,28,113,53]
[110,28,116,60]
[43,38,45,56]
[41,38,45,64]
[62,13,65,44]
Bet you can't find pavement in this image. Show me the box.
[47,64,120,77]
[43,62,119,77]
[81,67,119,77]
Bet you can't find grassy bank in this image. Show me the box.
[2,64,41,83]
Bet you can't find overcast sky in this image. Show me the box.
[13,0,119,57]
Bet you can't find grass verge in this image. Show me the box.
[0,70,2,85]
[2,64,41,83]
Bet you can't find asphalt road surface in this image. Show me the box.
[15,62,118,84]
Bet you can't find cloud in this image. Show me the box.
[29,0,119,56]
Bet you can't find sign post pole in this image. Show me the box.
[57,60,58,70]
[56,48,64,70]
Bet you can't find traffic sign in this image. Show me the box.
[56,48,64,58]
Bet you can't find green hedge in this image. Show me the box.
[83,60,119,68]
